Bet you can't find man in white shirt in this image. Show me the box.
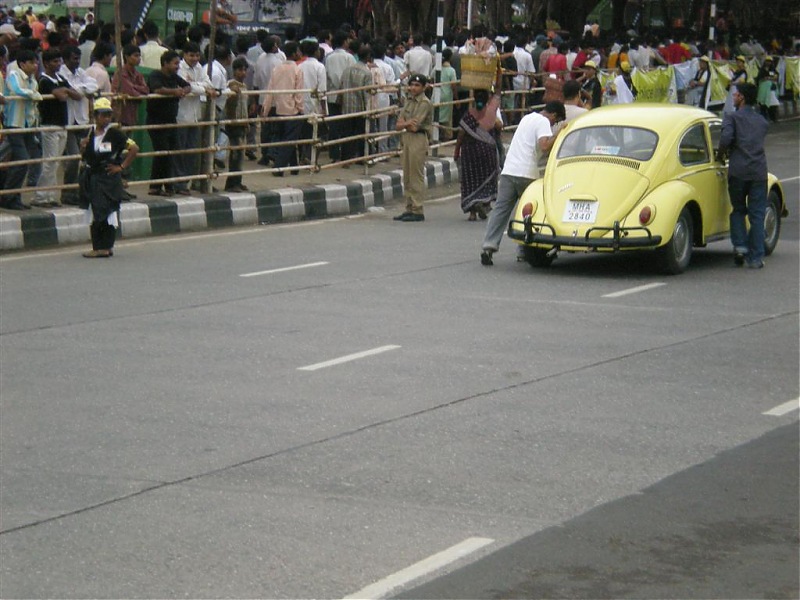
[254,35,284,164]
[402,32,433,80]
[59,45,98,205]
[387,41,405,81]
[512,35,535,125]
[324,30,355,161]
[139,21,169,70]
[210,45,234,167]
[85,42,113,94]
[246,29,267,66]
[298,39,327,163]
[560,80,588,122]
[175,41,216,194]
[372,41,398,152]
[77,22,97,70]
[629,40,650,71]
[480,102,565,265]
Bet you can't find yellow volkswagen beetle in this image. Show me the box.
[507,104,787,273]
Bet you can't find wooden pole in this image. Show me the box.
[202,0,219,193]
[113,0,123,76]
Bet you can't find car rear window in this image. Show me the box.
[557,126,658,161]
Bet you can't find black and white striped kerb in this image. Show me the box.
[0,158,459,251]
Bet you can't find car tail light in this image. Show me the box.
[639,205,655,225]
[522,202,535,218]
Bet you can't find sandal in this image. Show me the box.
[468,212,477,222]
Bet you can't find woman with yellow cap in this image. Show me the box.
[687,56,712,109]
[607,61,637,104]
[78,97,139,258]
[578,60,602,108]
[723,55,749,115]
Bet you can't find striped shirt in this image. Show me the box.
[4,69,40,128]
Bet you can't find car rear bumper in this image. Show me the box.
[508,218,663,251]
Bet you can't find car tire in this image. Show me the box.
[658,206,693,275]
[763,189,781,256]
[522,246,554,268]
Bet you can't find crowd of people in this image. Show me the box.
[0,7,794,268]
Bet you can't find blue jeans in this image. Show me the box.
[729,176,767,264]
[482,174,534,252]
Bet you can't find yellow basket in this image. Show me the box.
[460,55,499,90]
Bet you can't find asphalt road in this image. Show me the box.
[1,121,798,599]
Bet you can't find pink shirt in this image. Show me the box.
[262,60,304,116]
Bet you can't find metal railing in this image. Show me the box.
[0,75,547,199]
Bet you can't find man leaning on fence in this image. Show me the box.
[254,35,283,166]
[111,44,149,128]
[324,30,355,162]
[2,49,42,211]
[33,47,82,207]
[339,43,373,163]
[176,41,217,195]
[261,41,304,175]
[223,57,250,192]
[393,73,432,223]
[59,45,99,205]
[298,39,327,165]
[146,50,191,197]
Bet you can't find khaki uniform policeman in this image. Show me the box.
[394,73,433,222]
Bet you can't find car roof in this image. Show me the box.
[567,104,715,132]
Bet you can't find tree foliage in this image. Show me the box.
[369,0,798,39]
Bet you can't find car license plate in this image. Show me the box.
[563,200,599,223]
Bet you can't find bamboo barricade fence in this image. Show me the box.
[0,73,548,199]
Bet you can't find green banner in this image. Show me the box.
[785,57,800,96]
[632,67,677,103]
[598,67,677,104]
[710,62,730,103]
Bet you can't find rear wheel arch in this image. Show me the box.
[684,200,703,246]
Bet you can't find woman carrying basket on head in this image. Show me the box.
[454,88,503,220]
[454,59,505,220]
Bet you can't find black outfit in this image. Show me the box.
[37,74,70,125]
[79,126,131,251]
[581,76,602,109]
[146,70,190,193]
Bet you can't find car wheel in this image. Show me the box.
[658,206,693,275]
[763,189,782,256]
[522,246,554,268]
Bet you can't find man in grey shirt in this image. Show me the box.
[718,82,769,269]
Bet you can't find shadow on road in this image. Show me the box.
[397,423,799,600]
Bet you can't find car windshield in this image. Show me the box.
[557,126,659,161]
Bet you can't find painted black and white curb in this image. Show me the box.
[0,158,458,251]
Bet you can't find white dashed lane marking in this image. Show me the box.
[298,345,401,371]
[763,398,800,417]
[240,261,329,278]
[342,537,495,599]
[602,282,667,298]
